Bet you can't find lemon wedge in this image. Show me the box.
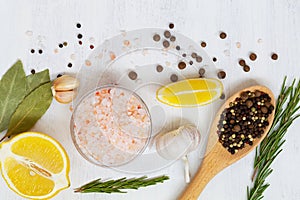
[156,78,223,107]
[0,132,70,199]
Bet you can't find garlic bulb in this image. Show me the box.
[51,75,79,104]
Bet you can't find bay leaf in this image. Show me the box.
[0,60,27,132]
[6,82,53,137]
[26,69,50,95]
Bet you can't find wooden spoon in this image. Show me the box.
[178,85,276,200]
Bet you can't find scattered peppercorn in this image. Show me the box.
[57,74,63,78]
[220,32,227,39]
[78,41,83,45]
[156,65,163,72]
[170,74,178,82]
[153,34,161,42]
[176,46,180,50]
[239,59,246,67]
[217,71,226,79]
[196,56,202,63]
[199,68,205,76]
[191,52,197,58]
[213,57,217,62]
[220,93,225,100]
[178,61,186,70]
[38,49,43,54]
[77,34,83,39]
[217,90,274,154]
[169,23,174,29]
[90,45,94,49]
[182,53,186,57]
[59,44,63,48]
[243,65,251,72]
[164,31,171,38]
[249,53,257,61]
[31,69,35,74]
[30,49,35,54]
[76,23,81,28]
[189,61,193,65]
[163,40,170,48]
[271,53,278,60]
[67,63,72,68]
[128,71,138,80]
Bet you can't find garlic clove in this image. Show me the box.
[156,124,201,160]
[52,75,79,91]
[54,90,77,104]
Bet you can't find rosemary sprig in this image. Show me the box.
[247,77,300,200]
[74,175,169,193]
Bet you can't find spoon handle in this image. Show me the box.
[178,144,227,200]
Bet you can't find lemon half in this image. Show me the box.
[0,132,70,199]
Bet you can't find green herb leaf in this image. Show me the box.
[26,69,50,95]
[0,60,27,132]
[247,77,300,200]
[5,82,53,137]
[74,175,169,193]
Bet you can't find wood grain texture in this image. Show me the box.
[0,0,299,200]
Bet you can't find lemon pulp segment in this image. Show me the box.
[11,136,64,174]
[4,157,55,196]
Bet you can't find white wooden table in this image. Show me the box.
[0,0,300,199]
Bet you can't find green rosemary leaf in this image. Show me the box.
[0,60,27,132]
[247,77,300,200]
[74,175,169,194]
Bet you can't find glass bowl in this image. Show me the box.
[70,85,152,167]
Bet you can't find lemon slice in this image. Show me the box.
[156,78,223,107]
[0,132,70,199]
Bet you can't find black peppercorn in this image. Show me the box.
[217,90,274,154]
[77,34,83,39]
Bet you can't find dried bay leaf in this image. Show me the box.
[0,60,27,132]
[6,82,53,137]
[26,69,50,95]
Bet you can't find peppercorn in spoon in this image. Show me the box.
[179,85,275,200]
